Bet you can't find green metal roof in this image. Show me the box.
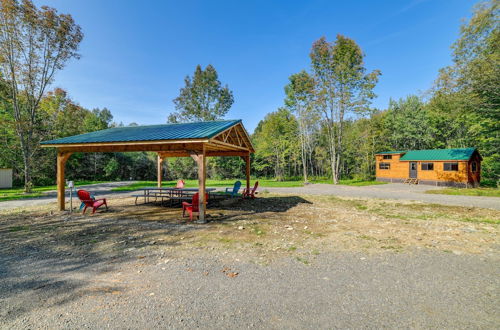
[376,150,406,154]
[41,120,242,145]
[399,148,477,161]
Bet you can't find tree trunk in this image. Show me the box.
[23,151,32,193]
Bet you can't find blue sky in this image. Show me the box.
[35,0,476,133]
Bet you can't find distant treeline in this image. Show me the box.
[0,1,497,187]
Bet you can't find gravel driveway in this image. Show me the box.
[1,249,498,329]
[265,183,500,210]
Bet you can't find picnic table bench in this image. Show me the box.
[134,187,216,206]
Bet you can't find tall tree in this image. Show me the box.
[285,70,317,182]
[0,0,83,191]
[252,108,299,181]
[431,0,499,185]
[170,64,234,122]
[383,95,434,150]
[310,35,380,183]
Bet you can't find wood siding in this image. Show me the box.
[375,154,407,179]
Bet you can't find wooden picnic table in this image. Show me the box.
[134,187,217,205]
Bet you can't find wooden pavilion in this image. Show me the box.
[41,120,255,222]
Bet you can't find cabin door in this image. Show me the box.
[409,162,418,178]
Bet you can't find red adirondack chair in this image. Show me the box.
[182,193,208,221]
[242,181,259,199]
[77,190,108,214]
[176,180,185,188]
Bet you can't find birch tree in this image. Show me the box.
[310,35,380,183]
[0,0,83,191]
[284,70,317,182]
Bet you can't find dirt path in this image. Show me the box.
[265,183,500,210]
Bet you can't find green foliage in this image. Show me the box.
[0,0,83,192]
[170,64,234,122]
[252,108,300,180]
[382,96,434,150]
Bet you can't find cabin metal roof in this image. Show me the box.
[376,150,406,154]
[41,120,242,145]
[399,148,478,161]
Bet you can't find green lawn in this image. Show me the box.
[0,181,108,201]
[111,178,386,191]
[425,187,500,197]
[111,179,304,191]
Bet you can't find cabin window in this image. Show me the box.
[379,162,390,170]
[444,162,459,171]
[471,162,478,172]
[383,155,392,160]
[421,163,434,171]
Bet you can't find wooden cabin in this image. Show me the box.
[375,148,482,187]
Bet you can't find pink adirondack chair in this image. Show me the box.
[176,180,185,188]
[182,193,208,221]
[77,190,108,214]
[242,181,259,199]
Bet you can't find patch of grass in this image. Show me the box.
[311,249,320,255]
[295,256,309,265]
[218,237,236,244]
[288,246,297,251]
[359,234,377,241]
[425,187,500,197]
[354,203,368,210]
[460,217,500,225]
[9,225,30,232]
[381,245,403,252]
[251,226,266,236]
[0,180,108,201]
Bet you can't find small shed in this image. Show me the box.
[375,148,482,187]
[0,168,13,188]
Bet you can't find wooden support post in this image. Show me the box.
[245,153,251,191]
[197,146,207,223]
[157,154,163,188]
[57,151,72,211]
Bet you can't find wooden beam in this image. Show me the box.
[157,154,163,188]
[244,153,251,191]
[209,139,249,151]
[57,151,72,211]
[197,145,207,223]
[58,142,205,154]
[207,151,249,157]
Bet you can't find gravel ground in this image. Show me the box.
[1,192,499,329]
[1,249,499,329]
